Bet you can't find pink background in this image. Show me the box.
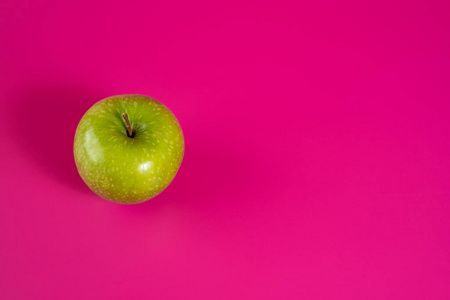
[1,0,449,299]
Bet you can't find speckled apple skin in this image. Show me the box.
[74,95,184,204]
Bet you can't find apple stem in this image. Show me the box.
[122,113,133,137]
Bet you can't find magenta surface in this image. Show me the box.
[1,1,450,299]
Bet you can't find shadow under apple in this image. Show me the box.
[11,84,104,195]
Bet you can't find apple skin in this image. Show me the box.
[73,95,184,204]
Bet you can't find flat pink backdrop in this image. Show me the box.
[1,0,449,299]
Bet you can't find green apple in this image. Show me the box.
[73,95,184,204]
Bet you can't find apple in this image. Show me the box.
[73,94,184,204]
